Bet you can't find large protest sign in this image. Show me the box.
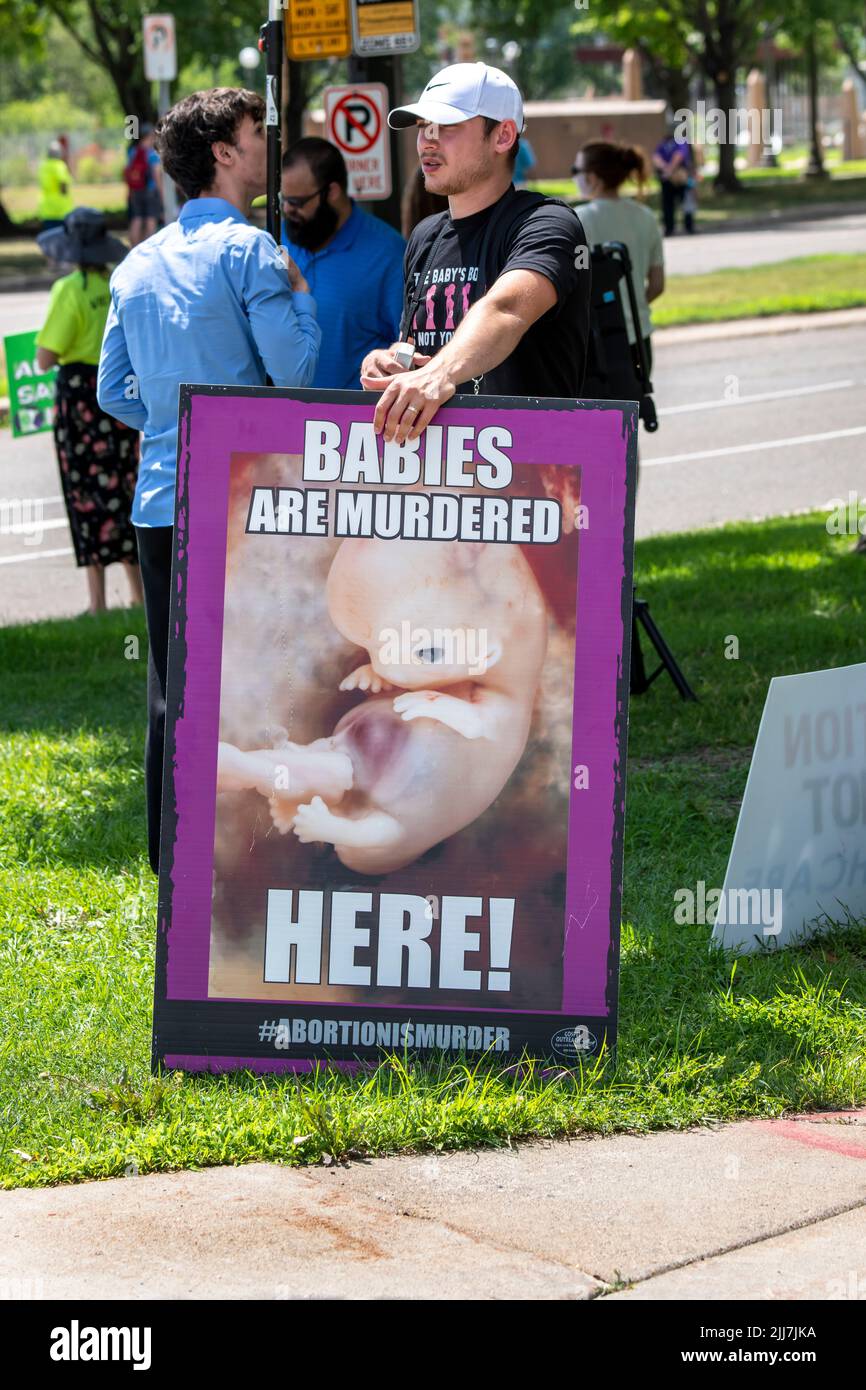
[152,388,636,1071]
[713,663,866,953]
[4,332,56,438]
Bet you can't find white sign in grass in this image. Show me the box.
[713,663,866,953]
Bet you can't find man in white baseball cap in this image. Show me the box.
[361,62,589,443]
[387,62,525,134]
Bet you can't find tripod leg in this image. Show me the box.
[630,612,650,694]
[634,596,698,701]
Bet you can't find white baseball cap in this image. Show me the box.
[388,63,525,133]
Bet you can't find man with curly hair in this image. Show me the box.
[98,88,321,874]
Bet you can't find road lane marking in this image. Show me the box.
[0,495,63,507]
[642,425,866,468]
[0,546,73,565]
[657,379,855,416]
[2,518,69,535]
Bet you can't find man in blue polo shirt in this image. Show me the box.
[281,137,404,389]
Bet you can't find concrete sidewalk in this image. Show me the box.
[2,1109,865,1300]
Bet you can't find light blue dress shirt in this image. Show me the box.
[98,196,321,528]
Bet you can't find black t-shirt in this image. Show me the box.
[400,185,590,399]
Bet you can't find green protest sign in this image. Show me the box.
[4,331,57,438]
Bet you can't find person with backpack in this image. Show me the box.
[574,141,665,375]
[125,123,164,245]
[360,63,590,444]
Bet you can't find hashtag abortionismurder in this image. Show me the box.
[258,1016,511,1051]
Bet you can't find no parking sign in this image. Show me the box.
[323,83,391,201]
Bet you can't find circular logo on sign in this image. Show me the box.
[550,1025,599,1058]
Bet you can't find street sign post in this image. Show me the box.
[263,0,284,242]
[142,14,177,81]
[323,83,392,200]
[350,0,419,56]
[143,15,178,221]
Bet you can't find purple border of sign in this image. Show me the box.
[156,387,634,1067]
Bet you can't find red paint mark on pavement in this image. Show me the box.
[789,1109,866,1122]
[758,1118,866,1161]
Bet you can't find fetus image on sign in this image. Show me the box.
[217,534,547,874]
[209,450,580,1008]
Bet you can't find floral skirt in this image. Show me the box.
[54,362,140,568]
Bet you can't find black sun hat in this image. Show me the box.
[36,206,128,266]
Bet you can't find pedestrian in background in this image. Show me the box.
[281,137,404,389]
[36,208,142,615]
[98,88,320,874]
[37,141,73,233]
[652,127,694,236]
[574,141,665,372]
[125,124,164,246]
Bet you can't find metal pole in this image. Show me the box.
[264,0,284,240]
[157,79,178,222]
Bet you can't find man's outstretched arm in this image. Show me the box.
[360,267,557,443]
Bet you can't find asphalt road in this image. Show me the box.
[1,286,51,337]
[1,288,864,625]
[638,317,866,538]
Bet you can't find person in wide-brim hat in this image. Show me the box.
[35,206,141,616]
[36,205,128,266]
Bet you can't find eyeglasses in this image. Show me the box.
[281,187,326,210]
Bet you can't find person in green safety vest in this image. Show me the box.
[37,140,74,232]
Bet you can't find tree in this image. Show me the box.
[0,0,267,122]
[579,1,775,190]
[466,0,605,99]
[778,3,851,179]
[816,0,866,99]
[573,6,697,114]
[0,0,45,232]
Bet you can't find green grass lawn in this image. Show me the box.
[3,182,127,223]
[4,165,866,232]
[1,512,865,1188]
[0,238,50,280]
[656,252,866,326]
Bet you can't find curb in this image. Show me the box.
[654,305,866,346]
[678,199,866,236]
